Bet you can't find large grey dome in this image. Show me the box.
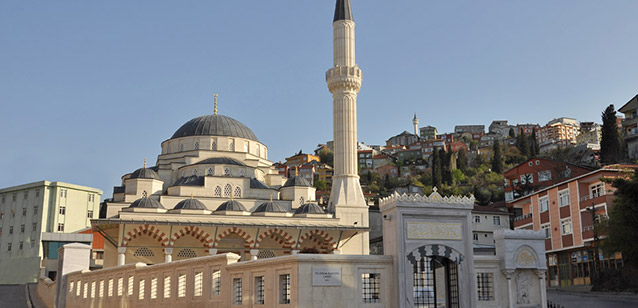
[253,201,287,213]
[282,176,311,188]
[171,114,259,141]
[294,203,326,215]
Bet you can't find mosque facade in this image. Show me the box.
[94,0,369,267]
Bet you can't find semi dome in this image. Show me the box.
[129,197,164,209]
[282,176,311,188]
[130,167,161,180]
[174,198,206,210]
[294,203,326,215]
[253,201,287,213]
[171,114,259,141]
[215,200,248,212]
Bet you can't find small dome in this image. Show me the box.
[174,198,206,210]
[130,168,160,180]
[195,157,246,166]
[129,197,164,209]
[294,203,326,215]
[171,114,259,141]
[253,201,287,213]
[215,200,247,212]
[282,176,311,188]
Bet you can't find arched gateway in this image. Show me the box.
[407,244,464,307]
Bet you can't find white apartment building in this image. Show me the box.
[0,181,102,284]
[472,205,512,247]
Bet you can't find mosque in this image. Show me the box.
[95,0,369,267]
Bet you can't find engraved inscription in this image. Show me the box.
[407,222,462,240]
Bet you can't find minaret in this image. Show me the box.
[413,113,419,136]
[327,0,369,254]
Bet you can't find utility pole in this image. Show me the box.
[588,204,600,284]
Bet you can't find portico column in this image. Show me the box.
[164,248,173,263]
[117,247,126,266]
[503,270,516,308]
[537,270,548,308]
[250,249,259,261]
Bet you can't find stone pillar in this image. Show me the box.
[55,243,91,308]
[164,248,173,263]
[504,270,516,308]
[209,248,218,255]
[250,249,259,261]
[117,247,126,266]
[537,270,548,308]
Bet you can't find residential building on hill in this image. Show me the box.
[517,123,540,136]
[0,181,102,284]
[504,158,592,203]
[472,203,511,248]
[419,125,437,140]
[509,165,636,287]
[488,120,515,138]
[537,118,580,153]
[618,94,638,158]
[386,130,419,147]
[285,151,320,170]
[575,124,602,151]
[454,124,485,135]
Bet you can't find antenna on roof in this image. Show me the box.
[214,93,218,115]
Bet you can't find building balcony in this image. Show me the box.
[579,193,614,210]
[513,213,533,228]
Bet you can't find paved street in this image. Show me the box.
[548,289,638,308]
[0,285,27,308]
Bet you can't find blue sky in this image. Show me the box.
[1,0,637,197]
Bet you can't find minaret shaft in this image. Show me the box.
[327,0,369,255]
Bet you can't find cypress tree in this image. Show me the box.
[432,148,442,188]
[509,127,516,138]
[456,148,468,172]
[530,128,539,157]
[492,140,503,174]
[600,105,622,164]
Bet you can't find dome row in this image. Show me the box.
[129,197,326,215]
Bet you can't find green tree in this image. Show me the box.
[432,149,442,188]
[509,127,516,138]
[492,140,503,174]
[319,148,334,166]
[600,104,622,164]
[603,171,638,270]
[441,149,453,185]
[530,128,539,156]
[456,148,468,172]
[517,129,530,157]
[313,179,327,191]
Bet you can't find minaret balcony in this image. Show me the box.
[326,65,362,92]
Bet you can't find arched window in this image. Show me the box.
[224,184,232,197]
[193,169,198,175]
[212,139,217,151]
[194,142,199,150]
[142,191,147,198]
[299,197,304,205]
[224,167,230,176]
[244,142,249,152]
[207,168,214,176]
[239,169,245,177]
[256,145,260,157]
[214,186,222,197]
[179,144,184,152]
[233,187,241,198]
[229,139,235,151]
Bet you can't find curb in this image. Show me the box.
[548,288,638,301]
[24,284,33,308]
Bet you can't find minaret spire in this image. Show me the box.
[213,94,218,115]
[333,0,353,22]
[413,113,419,136]
[327,0,369,254]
